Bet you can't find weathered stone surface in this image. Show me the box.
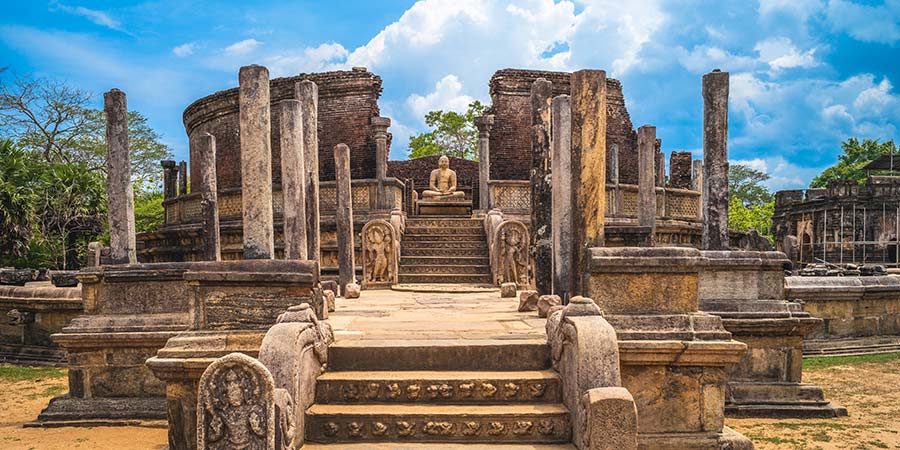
[372,116,391,210]
[493,220,531,287]
[362,219,398,289]
[195,132,220,261]
[323,290,335,312]
[322,280,338,296]
[692,159,704,193]
[344,282,361,299]
[104,88,137,265]
[702,69,730,250]
[334,143,356,294]
[581,387,638,450]
[669,151,694,189]
[50,271,79,287]
[518,290,539,312]
[637,125,657,231]
[162,159,178,199]
[239,65,275,260]
[198,352,275,450]
[0,268,38,286]
[500,282,517,298]
[278,99,308,261]
[295,80,321,262]
[570,70,607,295]
[475,115,494,210]
[537,294,561,318]
[531,79,553,295]
[551,95,574,301]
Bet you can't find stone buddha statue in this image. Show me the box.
[422,155,465,199]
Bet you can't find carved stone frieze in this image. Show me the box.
[324,379,555,403]
[311,417,569,441]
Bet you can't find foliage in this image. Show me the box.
[729,197,775,239]
[728,163,774,239]
[135,190,165,233]
[408,100,487,160]
[0,139,36,257]
[0,73,173,190]
[810,138,899,188]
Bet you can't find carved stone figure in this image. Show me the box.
[198,353,275,450]
[493,220,531,287]
[361,219,398,288]
[422,156,465,199]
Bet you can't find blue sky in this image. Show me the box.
[2,0,899,191]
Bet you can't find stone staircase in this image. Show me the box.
[304,340,574,448]
[399,217,493,285]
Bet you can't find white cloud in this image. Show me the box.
[758,0,825,19]
[224,38,261,56]
[754,37,819,72]
[731,156,827,190]
[263,43,349,77]
[826,0,900,44]
[406,74,474,121]
[51,1,124,31]
[172,42,196,57]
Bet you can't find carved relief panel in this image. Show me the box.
[361,219,399,289]
[492,220,532,288]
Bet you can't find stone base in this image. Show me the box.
[0,343,66,366]
[30,396,166,426]
[639,426,753,450]
[726,382,847,418]
[416,199,473,216]
[804,335,900,357]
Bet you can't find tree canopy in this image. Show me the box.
[408,100,487,160]
[728,163,774,240]
[810,138,898,188]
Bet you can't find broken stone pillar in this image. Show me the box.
[702,69,730,250]
[372,116,391,210]
[570,70,607,295]
[531,78,553,295]
[551,95,574,302]
[161,160,177,199]
[296,80,320,262]
[239,64,275,260]
[609,144,619,184]
[692,159,704,192]
[334,143,356,295]
[195,133,220,261]
[278,99,308,260]
[475,115,494,211]
[178,160,188,195]
[655,152,665,188]
[103,88,137,265]
[637,125,657,231]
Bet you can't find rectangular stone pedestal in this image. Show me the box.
[416,199,473,216]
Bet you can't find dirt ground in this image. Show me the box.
[0,353,898,449]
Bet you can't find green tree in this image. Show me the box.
[408,101,487,160]
[728,163,774,239]
[134,190,165,233]
[0,139,37,258]
[810,138,898,187]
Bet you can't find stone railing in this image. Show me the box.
[488,180,531,214]
[162,178,405,226]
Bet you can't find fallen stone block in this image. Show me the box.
[537,294,562,317]
[345,282,361,299]
[500,282,517,298]
[518,290,538,311]
[324,289,336,312]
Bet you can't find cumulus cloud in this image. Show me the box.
[754,37,819,72]
[263,43,349,77]
[825,0,900,44]
[172,42,196,57]
[224,38,261,56]
[406,74,475,121]
[50,1,124,31]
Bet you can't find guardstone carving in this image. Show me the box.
[362,219,399,289]
[198,353,276,450]
[493,220,532,287]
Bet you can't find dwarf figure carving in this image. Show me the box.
[199,353,275,450]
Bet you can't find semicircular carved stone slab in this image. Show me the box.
[198,352,276,450]
[361,219,399,289]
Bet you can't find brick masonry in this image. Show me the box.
[669,151,694,189]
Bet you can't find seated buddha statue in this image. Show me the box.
[422,155,465,199]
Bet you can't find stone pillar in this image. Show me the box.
[531,79,553,295]
[475,115,494,211]
[372,116,391,210]
[334,143,355,295]
[178,160,188,195]
[296,80,320,262]
[702,69,730,250]
[103,88,136,265]
[638,125,657,231]
[278,99,308,260]
[239,65,275,260]
[570,70,607,295]
[551,95,574,302]
[692,159,704,192]
[161,160,177,199]
[195,133,220,261]
[609,144,619,184]
[655,150,665,188]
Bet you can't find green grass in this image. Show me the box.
[0,365,67,382]
[804,352,900,371]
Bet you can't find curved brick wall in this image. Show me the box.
[183,68,386,191]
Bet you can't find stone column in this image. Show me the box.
[239,65,275,259]
[195,133,220,261]
[638,125,657,231]
[475,115,494,211]
[278,99,308,260]
[334,143,356,295]
[692,159,704,192]
[178,160,188,195]
[702,69,730,250]
[609,145,619,185]
[551,95,573,302]
[570,69,607,295]
[372,116,391,210]
[296,80,320,262]
[531,79,553,295]
[655,151,665,188]
[161,160,177,199]
[103,89,136,265]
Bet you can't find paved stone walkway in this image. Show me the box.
[328,288,547,342]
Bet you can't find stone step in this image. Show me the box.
[305,403,571,444]
[402,248,489,257]
[316,370,561,404]
[302,443,577,449]
[401,256,490,265]
[399,274,494,285]
[402,240,489,249]
[399,264,492,275]
[404,227,485,236]
[406,218,483,228]
[404,234,486,242]
[329,340,551,371]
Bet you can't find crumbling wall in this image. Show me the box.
[669,151,694,189]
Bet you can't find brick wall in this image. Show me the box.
[487,69,638,183]
[669,151,694,189]
[388,155,480,206]
[184,68,385,191]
